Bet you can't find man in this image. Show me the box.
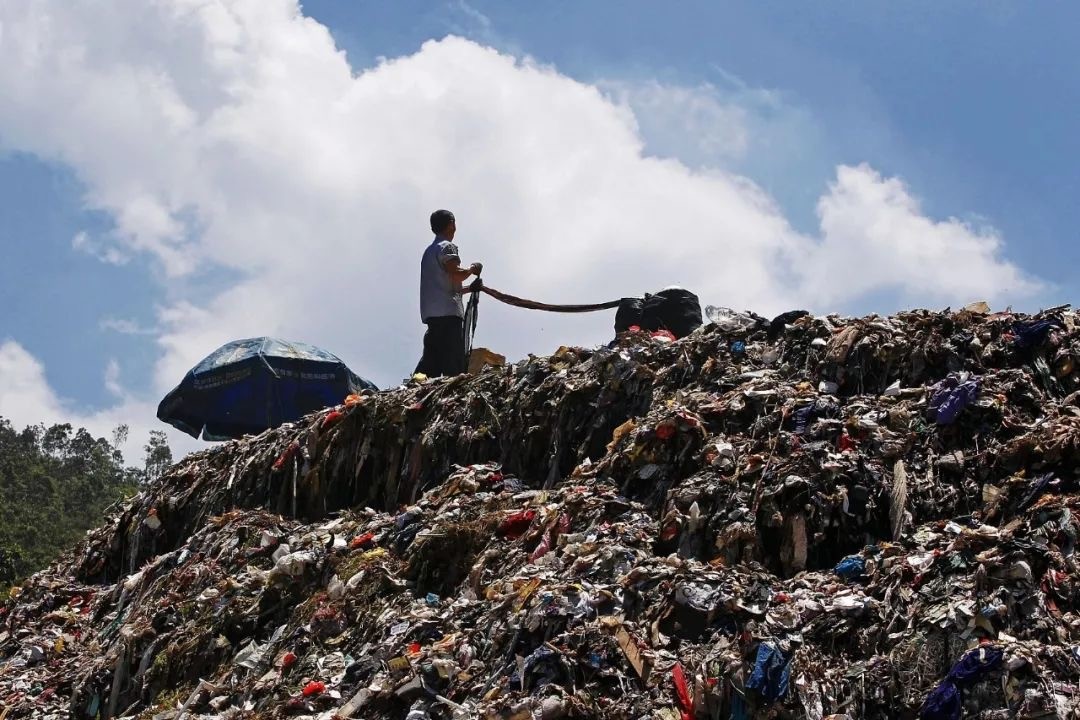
[415,209,483,377]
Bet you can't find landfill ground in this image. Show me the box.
[3,305,1080,719]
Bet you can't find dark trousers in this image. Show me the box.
[415,316,466,377]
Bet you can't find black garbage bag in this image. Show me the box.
[641,288,702,338]
[615,297,644,333]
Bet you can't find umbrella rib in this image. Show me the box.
[260,355,280,378]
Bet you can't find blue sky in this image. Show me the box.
[0,0,1075,460]
[304,0,1080,248]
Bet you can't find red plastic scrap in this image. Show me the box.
[530,513,573,561]
[68,592,94,615]
[497,509,537,540]
[1043,570,1068,612]
[312,604,340,623]
[530,532,553,561]
[660,522,680,542]
[321,410,344,429]
[838,433,857,452]
[350,532,375,549]
[273,441,300,471]
[557,513,571,533]
[281,651,297,669]
[655,422,677,441]
[676,410,703,428]
[301,681,326,697]
[672,662,693,720]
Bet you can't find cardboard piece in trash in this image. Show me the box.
[468,347,505,374]
[615,626,653,684]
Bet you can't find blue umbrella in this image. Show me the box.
[157,337,377,440]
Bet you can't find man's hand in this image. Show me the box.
[469,262,483,276]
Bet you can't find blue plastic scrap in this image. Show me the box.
[746,642,790,703]
[792,398,836,435]
[833,555,866,580]
[1012,319,1058,350]
[729,693,750,720]
[921,681,961,720]
[521,645,565,692]
[928,374,980,425]
[920,645,1004,720]
[1017,472,1054,511]
[948,645,1003,683]
[793,406,815,435]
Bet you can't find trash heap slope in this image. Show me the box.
[3,306,1080,720]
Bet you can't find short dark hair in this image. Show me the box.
[430,209,455,234]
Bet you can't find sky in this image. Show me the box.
[0,0,1076,464]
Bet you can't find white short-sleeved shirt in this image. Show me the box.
[420,237,464,321]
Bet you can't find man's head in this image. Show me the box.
[430,209,456,240]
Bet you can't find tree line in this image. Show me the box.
[0,417,172,588]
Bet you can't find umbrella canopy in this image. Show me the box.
[157,337,377,440]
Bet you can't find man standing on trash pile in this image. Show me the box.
[415,209,483,377]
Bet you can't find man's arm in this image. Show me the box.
[443,257,473,284]
[443,257,482,285]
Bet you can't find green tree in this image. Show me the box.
[0,416,140,588]
[143,430,173,483]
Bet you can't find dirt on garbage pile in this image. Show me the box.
[4,305,1080,720]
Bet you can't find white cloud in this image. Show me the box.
[601,70,831,201]
[104,358,124,398]
[0,0,1045,456]
[72,230,129,265]
[100,317,156,335]
[602,80,755,164]
[0,341,64,428]
[799,164,1041,308]
[455,1,492,34]
[0,340,199,464]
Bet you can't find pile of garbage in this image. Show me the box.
[4,303,1080,719]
